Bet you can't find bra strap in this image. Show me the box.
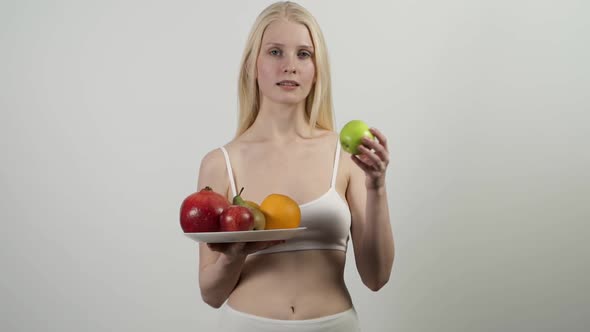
[219,146,237,197]
[330,138,341,188]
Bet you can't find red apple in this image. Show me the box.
[219,205,254,232]
[180,186,229,232]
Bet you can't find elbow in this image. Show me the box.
[365,276,390,292]
[367,254,394,292]
[363,264,393,292]
[199,284,226,309]
[207,301,225,309]
[201,291,225,309]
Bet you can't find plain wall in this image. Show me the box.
[1,0,588,331]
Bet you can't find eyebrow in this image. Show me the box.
[265,42,314,50]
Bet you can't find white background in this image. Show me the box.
[1,0,589,331]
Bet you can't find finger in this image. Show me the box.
[351,153,373,173]
[358,145,382,165]
[242,242,259,253]
[264,240,286,248]
[355,152,372,164]
[352,150,375,167]
[361,137,388,162]
[245,240,284,254]
[251,241,273,251]
[358,146,386,171]
[207,243,222,252]
[369,127,388,151]
[230,242,246,254]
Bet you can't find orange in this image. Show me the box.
[259,194,301,230]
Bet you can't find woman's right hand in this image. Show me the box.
[206,240,285,260]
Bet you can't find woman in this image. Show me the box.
[196,2,394,331]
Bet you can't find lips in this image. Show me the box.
[276,80,300,86]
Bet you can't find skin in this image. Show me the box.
[197,19,394,320]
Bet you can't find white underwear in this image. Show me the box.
[215,303,361,332]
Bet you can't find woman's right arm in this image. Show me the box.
[198,241,247,308]
[196,149,243,308]
[196,149,280,308]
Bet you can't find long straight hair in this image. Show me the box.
[235,1,335,138]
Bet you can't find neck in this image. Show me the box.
[245,98,313,143]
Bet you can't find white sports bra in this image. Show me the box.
[219,138,351,254]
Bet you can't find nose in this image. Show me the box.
[283,66,296,74]
[282,56,297,74]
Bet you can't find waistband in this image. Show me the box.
[224,303,357,325]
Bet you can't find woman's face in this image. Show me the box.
[256,20,316,106]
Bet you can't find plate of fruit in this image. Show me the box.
[180,186,305,243]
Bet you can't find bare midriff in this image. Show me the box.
[226,249,353,320]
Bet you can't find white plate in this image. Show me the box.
[184,227,307,243]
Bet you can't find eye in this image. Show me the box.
[269,49,281,56]
[298,51,312,58]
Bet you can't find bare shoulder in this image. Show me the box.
[328,130,355,180]
[197,147,229,196]
[222,138,246,153]
[199,148,225,174]
[316,129,356,189]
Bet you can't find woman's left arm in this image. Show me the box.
[347,127,395,291]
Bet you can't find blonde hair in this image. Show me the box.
[236,1,334,137]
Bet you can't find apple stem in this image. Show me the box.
[238,187,244,196]
[203,186,212,191]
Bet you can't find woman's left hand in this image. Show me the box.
[350,127,390,189]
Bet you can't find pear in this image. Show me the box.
[233,187,266,230]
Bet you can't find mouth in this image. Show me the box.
[276,80,300,87]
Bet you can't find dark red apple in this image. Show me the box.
[219,205,254,232]
[180,186,229,232]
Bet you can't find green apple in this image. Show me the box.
[339,120,374,155]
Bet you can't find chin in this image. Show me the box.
[270,95,306,105]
